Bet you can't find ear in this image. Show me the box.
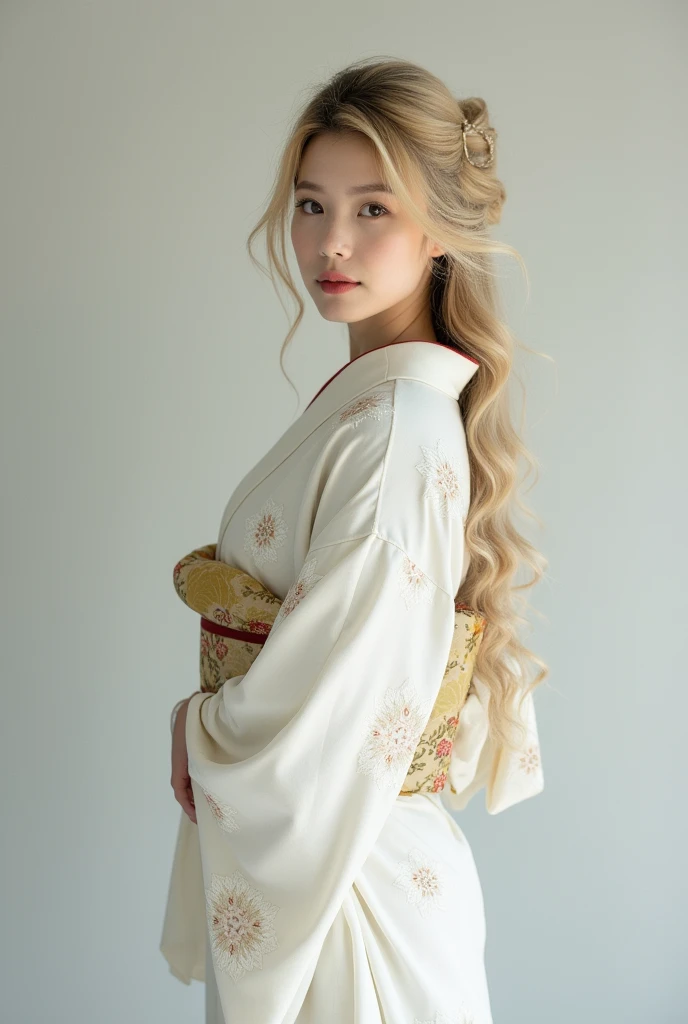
[427,239,445,259]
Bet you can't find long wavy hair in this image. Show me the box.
[245,55,549,754]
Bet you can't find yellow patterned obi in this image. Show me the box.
[173,544,486,797]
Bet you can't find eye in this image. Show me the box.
[294,198,389,218]
[360,202,388,218]
[294,198,321,215]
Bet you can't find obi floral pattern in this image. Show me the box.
[173,542,487,797]
[399,604,486,796]
[172,542,282,694]
[172,543,217,607]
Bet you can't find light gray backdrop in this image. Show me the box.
[1,2,685,1022]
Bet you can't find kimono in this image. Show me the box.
[163,338,545,1024]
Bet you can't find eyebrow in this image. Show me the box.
[294,179,395,196]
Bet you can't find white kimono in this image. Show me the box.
[163,339,544,1024]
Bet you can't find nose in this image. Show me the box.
[317,219,352,260]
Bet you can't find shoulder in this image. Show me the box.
[382,377,469,509]
[325,376,467,466]
[310,379,470,592]
[377,379,469,592]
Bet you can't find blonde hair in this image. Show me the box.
[246,55,550,754]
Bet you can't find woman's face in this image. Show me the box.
[290,132,443,347]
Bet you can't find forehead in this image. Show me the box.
[295,133,391,194]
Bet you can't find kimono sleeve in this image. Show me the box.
[184,531,459,1022]
[440,656,545,815]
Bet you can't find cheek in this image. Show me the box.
[290,219,303,259]
[290,218,313,266]
[366,229,424,285]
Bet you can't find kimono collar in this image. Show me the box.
[217,339,480,546]
[306,338,480,412]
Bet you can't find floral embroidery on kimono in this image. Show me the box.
[415,437,467,521]
[202,787,241,834]
[414,1010,476,1024]
[335,388,393,429]
[394,847,447,917]
[517,744,541,775]
[505,733,543,785]
[205,871,280,981]
[243,496,289,566]
[272,556,323,630]
[357,678,433,789]
[398,554,435,609]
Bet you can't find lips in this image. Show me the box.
[318,280,360,295]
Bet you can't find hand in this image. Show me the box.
[170,696,197,824]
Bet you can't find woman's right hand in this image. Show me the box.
[170,696,197,824]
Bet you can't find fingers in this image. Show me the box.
[172,780,197,824]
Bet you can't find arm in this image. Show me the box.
[441,659,544,815]
[186,407,469,1021]
[170,690,202,825]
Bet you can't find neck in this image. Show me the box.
[348,323,439,363]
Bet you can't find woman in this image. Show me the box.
[165,56,547,1024]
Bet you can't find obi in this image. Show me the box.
[173,544,486,797]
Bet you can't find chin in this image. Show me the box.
[319,312,348,324]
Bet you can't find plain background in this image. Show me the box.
[1,2,686,1022]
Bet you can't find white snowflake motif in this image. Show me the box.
[501,724,544,792]
[357,678,432,789]
[516,743,541,776]
[399,554,435,609]
[415,437,467,521]
[243,497,289,567]
[202,787,240,834]
[335,389,393,429]
[394,847,446,918]
[205,871,280,982]
[272,557,323,630]
[414,1010,476,1024]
